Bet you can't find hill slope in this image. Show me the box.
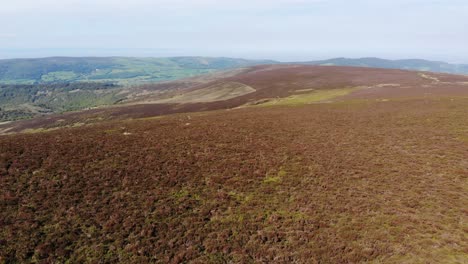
[115,64,468,110]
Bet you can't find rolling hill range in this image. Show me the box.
[0,56,274,85]
[1,56,468,122]
[2,64,468,134]
[304,57,468,74]
[1,65,468,263]
[0,56,467,86]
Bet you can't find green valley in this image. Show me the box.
[0,56,274,85]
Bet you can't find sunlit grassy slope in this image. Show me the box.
[257,87,360,106]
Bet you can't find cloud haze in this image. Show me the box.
[1,0,467,62]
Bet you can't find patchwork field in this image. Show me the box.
[1,66,467,263]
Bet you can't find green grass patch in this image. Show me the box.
[257,87,360,107]
[41,71,79,82]
[263,168,287,184]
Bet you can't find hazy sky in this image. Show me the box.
[1,0,467,62]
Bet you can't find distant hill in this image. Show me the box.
[2,56,468,122]
[1,56,467,85]
[302,57,468,74]
[4,64,468,126]
[0,56,275,85]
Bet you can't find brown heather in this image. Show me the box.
[0,66,467,263]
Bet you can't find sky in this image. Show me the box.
[1,0,467,62]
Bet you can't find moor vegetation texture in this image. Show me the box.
[1,97,467,263]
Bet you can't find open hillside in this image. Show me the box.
[1,66,468,263]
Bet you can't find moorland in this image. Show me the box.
[1,64,467,263]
